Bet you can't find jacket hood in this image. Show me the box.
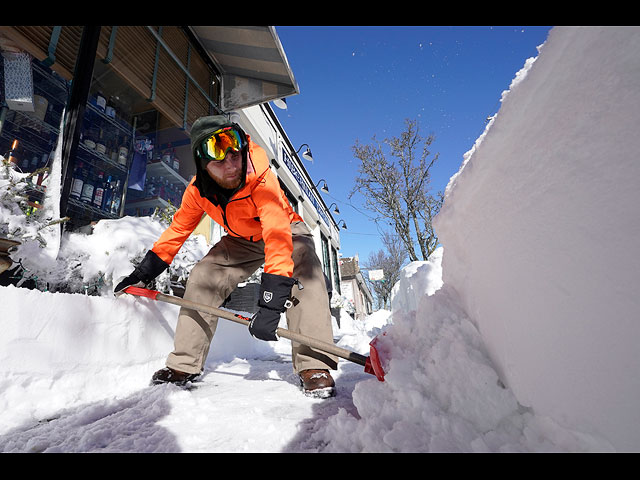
[190,115,249,204]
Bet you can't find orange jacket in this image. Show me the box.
[151,137,303,277]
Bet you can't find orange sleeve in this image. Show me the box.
[151,183,205,265]
[251,168,295,277]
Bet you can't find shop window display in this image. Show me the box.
[72,60,193,227]
[0,56,68,212]
[1,44,197,232]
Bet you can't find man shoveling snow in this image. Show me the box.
[115,115,338,398]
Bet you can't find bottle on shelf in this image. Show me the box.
[117,136,128,166]
[145,176,156,198]
[80,168,96,204]
[106,96,117,119]
[108,131,118,163]
[95,128,107,156]
[102,175,114,212]
[162,144,172,166]
[40,150,49,169]
[69,162,85,200]
[92,171,106,209]
[83,125,96,150]
[110,180,122,215]
[95,91,106,112]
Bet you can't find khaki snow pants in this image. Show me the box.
[166,221,338,375]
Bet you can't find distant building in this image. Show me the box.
[339,255,373,321]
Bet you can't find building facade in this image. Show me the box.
[339,256,373,321]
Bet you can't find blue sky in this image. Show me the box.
[272,26,552,264]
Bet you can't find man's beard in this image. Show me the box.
[206,165,243,189]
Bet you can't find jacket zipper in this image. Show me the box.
[220,194,252,239]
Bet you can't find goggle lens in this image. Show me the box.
[201,128,244,161]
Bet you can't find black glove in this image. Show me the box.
[113,272,145,296]
[249,273,297,341]
[114,250,169,296]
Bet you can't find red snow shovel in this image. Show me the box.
[123,286,385,381]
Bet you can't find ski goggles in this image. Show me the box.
[200,127,245,162]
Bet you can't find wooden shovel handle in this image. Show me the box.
[124,286,369,367]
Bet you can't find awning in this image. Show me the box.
[189,26,299,112]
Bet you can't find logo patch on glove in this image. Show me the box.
[263,291,273,303]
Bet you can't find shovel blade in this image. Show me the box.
[364,336,385,382]
[123,286,159,299]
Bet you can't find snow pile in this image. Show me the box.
[434,26,640,451]
[302,251,612,452]
[390,247,443,314]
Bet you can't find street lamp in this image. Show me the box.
[337,220,347,230]
[273,97,287,110]
[315,179,329,193]
[328,203,340,215]
[296,144,313,163]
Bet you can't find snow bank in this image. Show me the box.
[302,247,612,452]
[0,281,279,439]
[390,247,443,314]
[434,26,640,451]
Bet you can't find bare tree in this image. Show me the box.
[362,231,407,310]
[350,118,443,261]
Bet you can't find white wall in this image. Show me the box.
[434,27,640,451]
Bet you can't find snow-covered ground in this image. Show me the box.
[0,215,612,452]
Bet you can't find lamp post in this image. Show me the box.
[296,144,313,162]
[273,98,287,110]
[314,179,329,193]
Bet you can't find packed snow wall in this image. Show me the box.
[434,26,640,451]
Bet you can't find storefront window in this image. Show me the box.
[69,62,135,224]
[1,26,220,231]
[321,233,331,279]
[76,59,193,224]
[331,246,340,294]
[0,55,69,213]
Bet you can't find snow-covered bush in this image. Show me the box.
[1,158,209,295]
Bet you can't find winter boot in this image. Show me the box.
[299,369,336,398]
[151,367,200,386]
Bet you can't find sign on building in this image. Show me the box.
[368,269,384,281]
